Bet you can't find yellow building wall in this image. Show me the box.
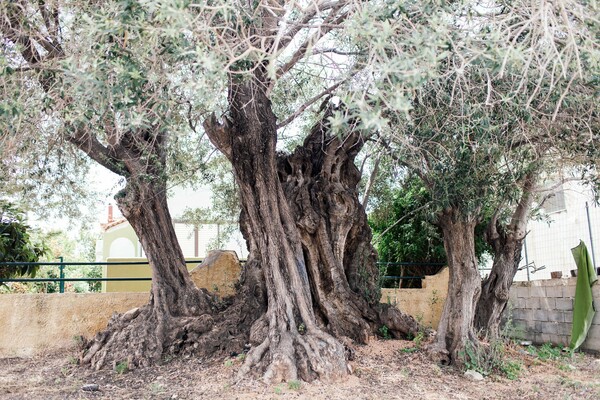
[380,267,449,329]
[103,258,202,292]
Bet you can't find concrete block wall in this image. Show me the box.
[507,277,600,351]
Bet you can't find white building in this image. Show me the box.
[513,180,599,281]
[95,185,248,261]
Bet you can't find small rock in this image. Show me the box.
[520,340,532,346]
[566,364,577,371]
[81,384,99,392]
[464,370,484,381]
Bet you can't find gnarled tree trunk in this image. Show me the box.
[279,114,419,342]
[204,77,420,382]
[206,78,349,383]
[475,172,536,338]
[427,208,481,365]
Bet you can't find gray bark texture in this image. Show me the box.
[427,208,481,366]
[203,76,421,382]
[475,172,536,338]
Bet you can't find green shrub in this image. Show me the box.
[379,325,391,339]
[459,340,522,380]
[288,380,301,390]
[115,361,128,374]
[527,343,564,361]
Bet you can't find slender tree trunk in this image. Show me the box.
[427,208,481,365]
[475,237,523,338]
[82,179,215,369]
[475,172,537,338]
[119,181,207,313]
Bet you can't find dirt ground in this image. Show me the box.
[1,339,599,400]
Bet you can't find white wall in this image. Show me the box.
[514,181,599,281]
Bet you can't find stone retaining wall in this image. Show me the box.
[0,293,148,357]
[508,278,600,351]
[1,267,451,358]
[381,267,449,329]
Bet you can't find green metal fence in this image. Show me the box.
[0,260,444,292]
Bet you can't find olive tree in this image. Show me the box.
[1,0,421,382]
[353,0,599,363]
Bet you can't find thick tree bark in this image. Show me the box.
[279,116,419,342]
[205,78,348,382]
[475,172,537,338]
[427,208,481,365]
[204,77,420,382]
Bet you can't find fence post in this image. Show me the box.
[58,256,65,293]
[586,202,597,268]
[524,238,530,282]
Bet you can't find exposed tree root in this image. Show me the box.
[81,304,213,370]
[425,340,451,366]
[238,326,347,383]
[81,259,267,371]
[376,303,423,338]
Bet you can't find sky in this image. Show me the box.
[30,164,213,238]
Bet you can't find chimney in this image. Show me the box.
[108,204,114,223]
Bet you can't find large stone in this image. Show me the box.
[464,370,484,381]
[190,250,241,298]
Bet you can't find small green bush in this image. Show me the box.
[287,380,301,390]
[115,361,128,374]
[459,340,522,380]
[379,325,391,339]
[527,343,564,361]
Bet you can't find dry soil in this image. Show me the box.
[1,339,599,399]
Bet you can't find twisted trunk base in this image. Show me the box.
[82,253,267,370]
[83,87,422,382]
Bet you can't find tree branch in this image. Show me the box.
[276,79,346,129]
[203,113,233,160]
[276,5,349,79]
[275,0,346,52]
[67,128,129,177]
